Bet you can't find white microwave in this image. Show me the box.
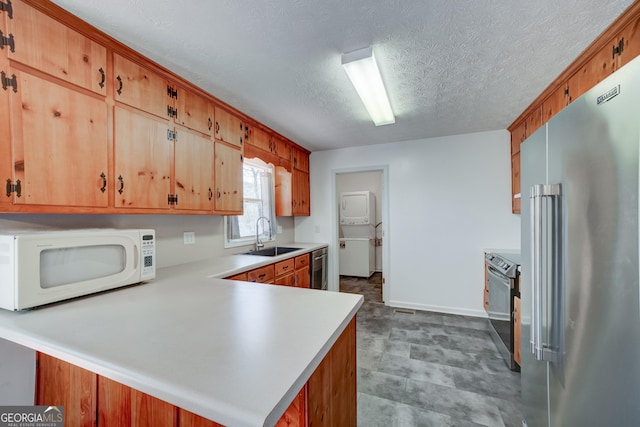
[0,229,155,311]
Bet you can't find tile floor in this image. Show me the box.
[340,274,523,427]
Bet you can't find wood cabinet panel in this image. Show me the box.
[226,272,248,281]
[525,107,542,138]
[292,146,309,172]
[292,169,310,216]
[274,137,291,161]
[511,152,521,214]
[98,375,177,427]
[176,87,213,135]
[514,296,521,366]
[178,410,224,427]
[618,14,640,68]
[510,121,525,155]
[214,142,243,213]
[114,106,172,209]
[275,272,295,287]
[275,165,293,216]
[484,261,489,313]
[295,266,310,288]
[275,258,295,276]
[114,54,169,118]
[567,41,617,104]
[541,83,568,125]
[247,264,275,284]
[248,125,272,153]
[8,0,107,95]
[295,253,310,270]
[214,106,246,148]
[275,387,307,427]
[36,353,97,427]
[174,126,214,211]
[9,69,109,207]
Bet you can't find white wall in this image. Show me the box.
[0,214,295,268]
[296,129,520,317]
[336,171,383,271]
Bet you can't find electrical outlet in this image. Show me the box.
[183,231,195,245]
[277,225,283,234]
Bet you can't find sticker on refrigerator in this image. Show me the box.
[596,84,620,105]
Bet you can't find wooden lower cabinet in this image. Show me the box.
[36,352,97,427]
[483,260,489,313]
[35,317,356,427]
[247,264,276,284]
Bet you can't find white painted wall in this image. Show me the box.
[296,129,521,317]
[0,214,295,268]
[336,171,383,271]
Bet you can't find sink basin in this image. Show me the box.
[242,247,300,257]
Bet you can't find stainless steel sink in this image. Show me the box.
[242,247,300,257]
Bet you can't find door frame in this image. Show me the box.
[331,165,390,303]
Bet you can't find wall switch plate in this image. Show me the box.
[183,231,195,245]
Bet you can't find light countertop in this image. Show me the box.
[0,242,363,427]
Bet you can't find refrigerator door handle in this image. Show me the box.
[529,183,562,362]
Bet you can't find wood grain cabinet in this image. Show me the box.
[214,106,247,149]
[174,125,215,211]
[175,86,214,136]
[247,264,276,284]
[214,142,243,214]
[294,254,311,288]
[483,260,489,313]
[292,169,310,216]
[514,295,521,366]
[509,3,640,215]
[114,54,169,119]
[275,258,295,286]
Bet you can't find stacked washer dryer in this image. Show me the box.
[339,191,375,278]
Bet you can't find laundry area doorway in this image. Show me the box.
[335,169,386,303]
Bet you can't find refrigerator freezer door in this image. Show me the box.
[521,123,550,427]
[545,58,640,427]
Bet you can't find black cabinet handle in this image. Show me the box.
[116,75,123,95]
[117,175,124,194]
[98,67,105,88]
[99,172,107,193]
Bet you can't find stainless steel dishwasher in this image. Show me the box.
[311,247,328,290]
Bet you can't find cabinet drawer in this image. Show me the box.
[247,265,275,284]
[226,272,248,281]
[275,258,295,277]
[274,272,295,287]
[295,254,310,270]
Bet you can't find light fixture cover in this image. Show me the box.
[342,47,395,126]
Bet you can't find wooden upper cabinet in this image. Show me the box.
[525,106,542,138]
[8,69,109,207]
[7,0,107,95]
[541,83,568,124]
[248,125,272,153]
[510,121,525,155]
[275,165,293,216]
[511,151,521,214]
[274,137,291,161]
[114,106,172,209]
[292,147,309,172]
[214,106,246,148]
[619,14,640,68]
[567,40,617,104]
[175,86,214,135]
[174,126,214,211]
[292,169,310,216]
[114,54,169,119]
[214,142,243,213]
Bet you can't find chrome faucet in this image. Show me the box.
[255,216,271,251]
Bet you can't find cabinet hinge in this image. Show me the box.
[168,194,178,205]
[167,129,178,141]
[1,70,17,92]
[5,178,21,198]
[167,105,178,119]
[563,87,569,97]
[167,85,178,99]
[0,29,14,52]
[0,0,13,19]
[612,38,624,59]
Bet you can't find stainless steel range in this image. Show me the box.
[485,251,520,371]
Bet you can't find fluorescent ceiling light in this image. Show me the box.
[342,47,395,126]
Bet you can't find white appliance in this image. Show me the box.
[0,229,155,311]
[339,238,374,277]
[340,191,375,225]
[339,191,376,277]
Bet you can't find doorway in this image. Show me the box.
[333,167,388,303]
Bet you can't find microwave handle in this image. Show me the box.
[133,245,139,269]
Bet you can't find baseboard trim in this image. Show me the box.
[386,300,488,318]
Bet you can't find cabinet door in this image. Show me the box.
[275,387,307,427]
[541,83,568,124]
[274,137,291,161]
[524,107,542,138]
[176,87,213,135]
[292,147,309,172]
[511,152,521,214]
[275,165,293,216]
[484,261,489,312]
[98,376,177,427]
[214,106,246,148]
[248,125,272,152]
[36,353,97,427]
[114,54,169,118]
[514,296,521,366]
[292,169,310,216]
[114,107,172,209]
[247,264,275,283]
[510,121,525,155]
[567,41,616,104]
[295,265,310,288]
[9,69,108,207]
[226,272,248,281]
[214,142,243,213]
[8,0,107,95]
[275,258,295,276]
[174,126,214,211]
[275,272,295,287]
[178,410,223,427]
[618,15,640,69]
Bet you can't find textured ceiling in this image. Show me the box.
[51,0,634,151]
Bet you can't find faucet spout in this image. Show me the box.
[255,216,271,251]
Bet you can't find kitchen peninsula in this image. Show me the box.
[0,251,362,427]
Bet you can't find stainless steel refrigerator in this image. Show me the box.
[520,56,640,426]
